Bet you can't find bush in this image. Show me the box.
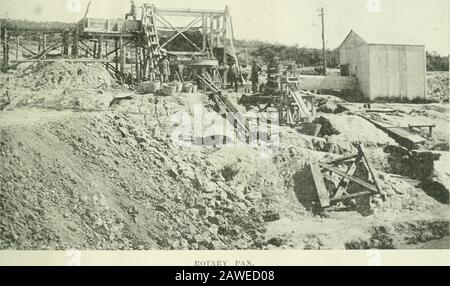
[427,51,449,71]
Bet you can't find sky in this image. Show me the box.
[0,0,448,55]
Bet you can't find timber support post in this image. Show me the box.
[119,36,125,74]
[63,32,69,56]
[114,38,119,70]
[15,35,19,60]
[97,37,103,59]
[72,29,79,58]
[42,33,47,59]
[2,29,9,68]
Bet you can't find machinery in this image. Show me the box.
[0,3,241,86]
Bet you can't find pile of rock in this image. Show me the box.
[22,62,115,90]
[427,72,449,103]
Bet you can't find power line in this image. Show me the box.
[319,7,326,75]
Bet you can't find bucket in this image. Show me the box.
[182,82,193,93]
[161,83,177,96]
[138,81,161,94]
[191,85,198,93]
[172,81,183,92]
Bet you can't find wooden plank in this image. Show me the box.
[357,144,382,193]
[385,126,426,144]
[318,162,378,193]
[365,108,396,113]
[330,190,372,202]
[360,115,426,148]
[309,159,330,207]
[202,14,207,52]
[119,36,125,74]
[327,153,358,165]
[156,8,225,17]
[11,59,111,63]
[332,155,361,200]
[291,90,312,117]
[408,124,436,128]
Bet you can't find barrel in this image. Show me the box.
[182,82,193,93]
[137,81,161,94]
[161,83,177,96]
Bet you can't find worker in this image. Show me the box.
[125,0,137,20]
[250,60,262,94]
[228,62,239,92]
[218,61,228,86]
[158,52,170,83]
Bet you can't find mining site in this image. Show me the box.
[0,2,449,250]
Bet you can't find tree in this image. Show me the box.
[234,39,340,68]
[426,51,449,71]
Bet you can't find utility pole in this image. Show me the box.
[319,7,327,75]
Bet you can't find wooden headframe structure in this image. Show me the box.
[0,4,239,85]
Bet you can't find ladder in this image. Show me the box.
[142,4,161,79]
[197,74,250,139]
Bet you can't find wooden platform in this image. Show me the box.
[78,18,141,35]
[298,75,358,91]
[359,114,427,149]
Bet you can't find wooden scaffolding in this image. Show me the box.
[0,4,240,86]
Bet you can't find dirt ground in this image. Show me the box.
[0,63,449,250]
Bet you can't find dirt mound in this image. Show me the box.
[427,72,449,103]
[317,99,348,114]
[0,85,448,250]
[20,62,116,90]
[0,104,288,249]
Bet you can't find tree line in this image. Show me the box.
[235,39,449,72]
[234,39,339,68]
[426,51,449,71]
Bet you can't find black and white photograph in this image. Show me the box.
[0,0,448,263]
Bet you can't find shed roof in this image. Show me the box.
[339,30,425,49]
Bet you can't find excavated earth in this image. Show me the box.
[0,63,449,250]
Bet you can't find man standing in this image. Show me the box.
[228,62,239,92]
[250,60,262,93]
[158,52,170,83]
[125,0,137,20]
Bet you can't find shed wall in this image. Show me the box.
[339,33,370,99]
[368,44,426,100]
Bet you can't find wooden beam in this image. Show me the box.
[72,29,79,57]
[63,31,69,55]
[2,29,9,66]
[42,34,47,59]
[119,36,125,74]
[11,59,111,63]
[330,190,372,202]
[309,158,330,207]
[357,144,382,193]
[210,15,214,51]
[15,36,19,60]
[155,8,225,17]
[327,154,359,165]
[114,38,119,70]
[202,14,207,52]
[157,14,202,52]
[223,12,227,65]
[332,155,361,200]
[6,41,33,57]
[135,41,140,83]
[318,162,378,193]
[97,36,103,59]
